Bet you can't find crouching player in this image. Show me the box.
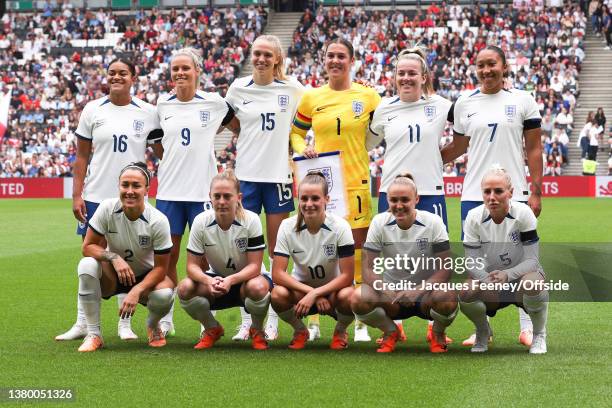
[460,167,548,354]
[76,162,175,352]
[178,171,271,350]
[351,174,458,353]
[271,172,355,350]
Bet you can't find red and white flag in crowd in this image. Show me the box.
[0,86,12,140]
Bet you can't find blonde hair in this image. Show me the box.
[210,169,246,221]
[170,47,203,88]
[481,164,513,189]
[253,35,287,80]
[389,172,418,198]
[395,46,435,96]
[295,171,328,233]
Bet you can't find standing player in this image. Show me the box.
[460,167,548,354]
[351,174,457,353]
[76,162,174,352]
[290,38,381,342]
[369,47,454,344]
[56,59,162,342]
[224,35,305,341]
[155,47,239,336]
[178,171,271,350]
[441,46,543,347]
[271,172,355,350]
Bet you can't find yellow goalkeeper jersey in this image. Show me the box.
[291,83,381,190]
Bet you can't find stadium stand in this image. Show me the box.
[0,1,593,177]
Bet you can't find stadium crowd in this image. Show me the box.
[287,1,588,177]
[0,1,590,178]
[0,3,266,177]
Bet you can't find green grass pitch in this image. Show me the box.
[0,198,610,407]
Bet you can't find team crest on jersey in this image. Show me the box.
[505,105,516,121]
[322,244,336,258]
[138,235,151,248]
[424,105,436,121]
[278,95,289,112]
[416,238,429,251]
[200,110,210,124]
[133,120,144,133]
[509,230,521,245]
[352,100,364,116]
[311,166,333,192]
[235,237,248,252]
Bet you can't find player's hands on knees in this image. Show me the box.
[72,196,87,223]
[211,276,230,297]
[315,297,332,315]
[302,146,318,159]
[295,291,318,319]
[119,290,140,319]
[488,270,508,284]
[112,257,136,286]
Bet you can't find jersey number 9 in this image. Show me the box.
[181,128,191,146]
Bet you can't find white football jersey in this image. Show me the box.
[186,209,265,277]
[75,97,161,203]
[156,90,233,201]
[88,199,172,277]
[463,202,541,273]
[274,213,355,287]
[452,88,541,201]
[364,210,449,283]
[370,94,452,195]
[225,76,305,183]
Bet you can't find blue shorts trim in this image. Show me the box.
[156,200,211,235]
[205,272,273,311]
[240,181,294,215]
[379,193,448,230]
[76,200,100,235]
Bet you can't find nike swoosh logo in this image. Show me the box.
[387,116,398,121]
[354,216,366,221]
[242,100,253,105]
[164,115,173,120]
[292,250,304,254]
[108,230,118,233]
[467,113,477,118]
[316,106,326,112]
[383,242,394,246]
[204,243,215,247]
[278,201,291,206]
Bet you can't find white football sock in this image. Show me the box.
[239,307,252,325]
[77,257,102,336]
[277,308,307,331]
[147,288,174,329]
[523,291,549,335]
[159,288,176,325]
[180,296,218,329]
[355,307,396,334]
[244,293,271,331]
[430,306,458,334]
[459,300,489,335]
[518,306,534,331]
[76,294,86,326]
[334,310,354,333]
